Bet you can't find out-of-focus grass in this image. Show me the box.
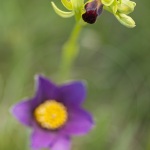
[0,0,150,150]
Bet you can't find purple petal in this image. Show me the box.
[51,135,71,150]
[11,99,33,127]
[31,124,56,149]
[63,107,94,135]
[59,81,86,106]
[33,75,59,107]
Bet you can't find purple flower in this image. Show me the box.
[11,75,94,150]
[82,0,103,24]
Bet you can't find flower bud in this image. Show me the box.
[117,0,136,14]
[115,13,136,28]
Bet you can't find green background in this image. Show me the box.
[0,0,149,150]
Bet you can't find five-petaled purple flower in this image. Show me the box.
[11,75,94,150]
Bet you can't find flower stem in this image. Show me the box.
[59,22,83,81]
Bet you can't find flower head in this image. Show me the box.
[51,0,136,28]
[11,75,94,150]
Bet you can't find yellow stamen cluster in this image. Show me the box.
[34,100,68,130]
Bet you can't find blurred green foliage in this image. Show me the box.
[0,0,149,150]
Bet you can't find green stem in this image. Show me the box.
[59,22,83,81]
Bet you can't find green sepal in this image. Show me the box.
[51,2,74,18]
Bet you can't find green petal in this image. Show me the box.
[115,13,136,28]
[61,0,73,10]
[101,0,115,6]
[51,2,74,18]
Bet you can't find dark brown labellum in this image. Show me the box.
[82,0,103,24]
[82,7,97,24]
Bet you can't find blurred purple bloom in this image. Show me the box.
[11,75,94,150]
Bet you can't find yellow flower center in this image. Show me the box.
[34,100,68,130]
